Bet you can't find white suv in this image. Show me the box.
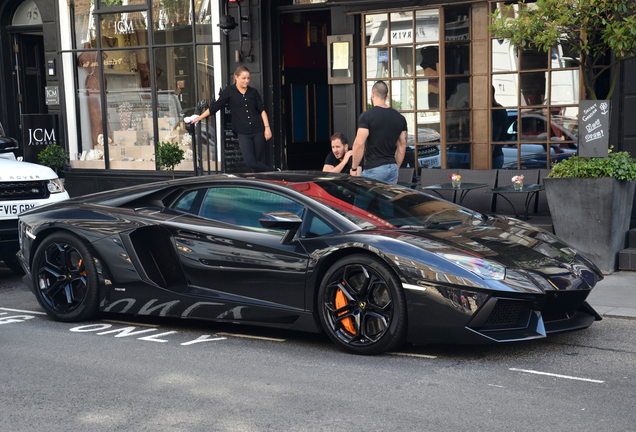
[0,152,70,273]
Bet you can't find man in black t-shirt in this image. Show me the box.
[350,81,407,183]
[322,133,361,174]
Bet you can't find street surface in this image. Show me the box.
[1,263,635,432]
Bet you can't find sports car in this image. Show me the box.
[17,172,602,355]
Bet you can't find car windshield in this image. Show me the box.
[289,178,478,230]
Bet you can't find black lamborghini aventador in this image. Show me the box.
[17,172,602,354]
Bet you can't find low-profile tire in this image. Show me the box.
[31,232,100,322]
[318,254,407,355]
[3,255,25,275]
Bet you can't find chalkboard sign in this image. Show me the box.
[222,107,249,173]
[578,100,610,158]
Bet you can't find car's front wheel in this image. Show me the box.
[32,232,99,322]
[318,254,407,355]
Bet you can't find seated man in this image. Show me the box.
[323,133,361,174]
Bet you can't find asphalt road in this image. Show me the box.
[1,264,635,432]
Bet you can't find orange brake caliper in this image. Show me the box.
[335,284,356,334]
[78,259,87,277]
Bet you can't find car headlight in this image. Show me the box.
[47,178,65,194]
[436,252,506,280]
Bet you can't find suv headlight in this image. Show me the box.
[47,178,65,194]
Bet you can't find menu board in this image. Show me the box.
[578,100,610,158]
[222,107,249,173]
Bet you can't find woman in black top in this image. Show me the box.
[193,66,273,172]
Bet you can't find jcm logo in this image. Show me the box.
[28,128,56,146]
[115,20,134,35]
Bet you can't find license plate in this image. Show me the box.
[0,203,37,216]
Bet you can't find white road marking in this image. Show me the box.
[509,368,605,383]
[389,352,437,359]
[0,307,46,315]
[181,335,227,346]
[216,332,286,342]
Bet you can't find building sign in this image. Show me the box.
[45,86,59,105]
[578,100,610,158]
[21,114,59,163]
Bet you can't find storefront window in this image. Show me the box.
[363,6,468,169]
[491,2,580,170]
[152,0,194,44]
[195,0,213,43]
[65,0,218,173]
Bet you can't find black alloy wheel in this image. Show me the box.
[318,254,407,355]
[32,232,99,322]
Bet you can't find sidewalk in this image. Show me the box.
[587,271,636,319]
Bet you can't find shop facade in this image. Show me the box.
[1,0,635,197]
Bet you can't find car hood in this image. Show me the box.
[0,157,58,181]
[369,216,601,290]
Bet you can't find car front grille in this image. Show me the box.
[485,299,525,326]
[0,181,49,201]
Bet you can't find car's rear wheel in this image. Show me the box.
[318,254,407,355]
[32,232,99,322]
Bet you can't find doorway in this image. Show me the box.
[279,10,332,170]
[13,33,47,117]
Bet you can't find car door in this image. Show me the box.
[165,186,309,310]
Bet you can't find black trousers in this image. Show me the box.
[238,132,272,172]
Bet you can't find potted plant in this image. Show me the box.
[37,144,68,177]
[155,141,185,179]
[545,150,636,273]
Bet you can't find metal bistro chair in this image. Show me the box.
[397,167,415,187]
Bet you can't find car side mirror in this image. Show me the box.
[259,211,303,244]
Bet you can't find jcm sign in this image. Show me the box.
[21,114,60,163]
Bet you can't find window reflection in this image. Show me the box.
[366,47,389,79]
[492,74,518,107]
[491,39,517,73]
[391,46,413,78]
[446,111,470,143]
[445,6,469,41]
[415,9,439,43]
[551,70,579,105]
[416,44,439,75]
[520,49,548,71]
[74,0,96,47]
[446,77,470,109]
[446,144,470,169]
[391,80,413,110]
[520,71,546,106]
[445,43,469,75]
[390,12,413,44]
[416,78,439,110]
[195,0,213,43]
[196,45,217,172]
[366,14,388,46]
[152,0,193,44]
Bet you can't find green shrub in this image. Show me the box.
[37,144,68,176]
[549,149,636,181]
[155,141,185,179]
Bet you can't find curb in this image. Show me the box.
[591,305,636,320]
